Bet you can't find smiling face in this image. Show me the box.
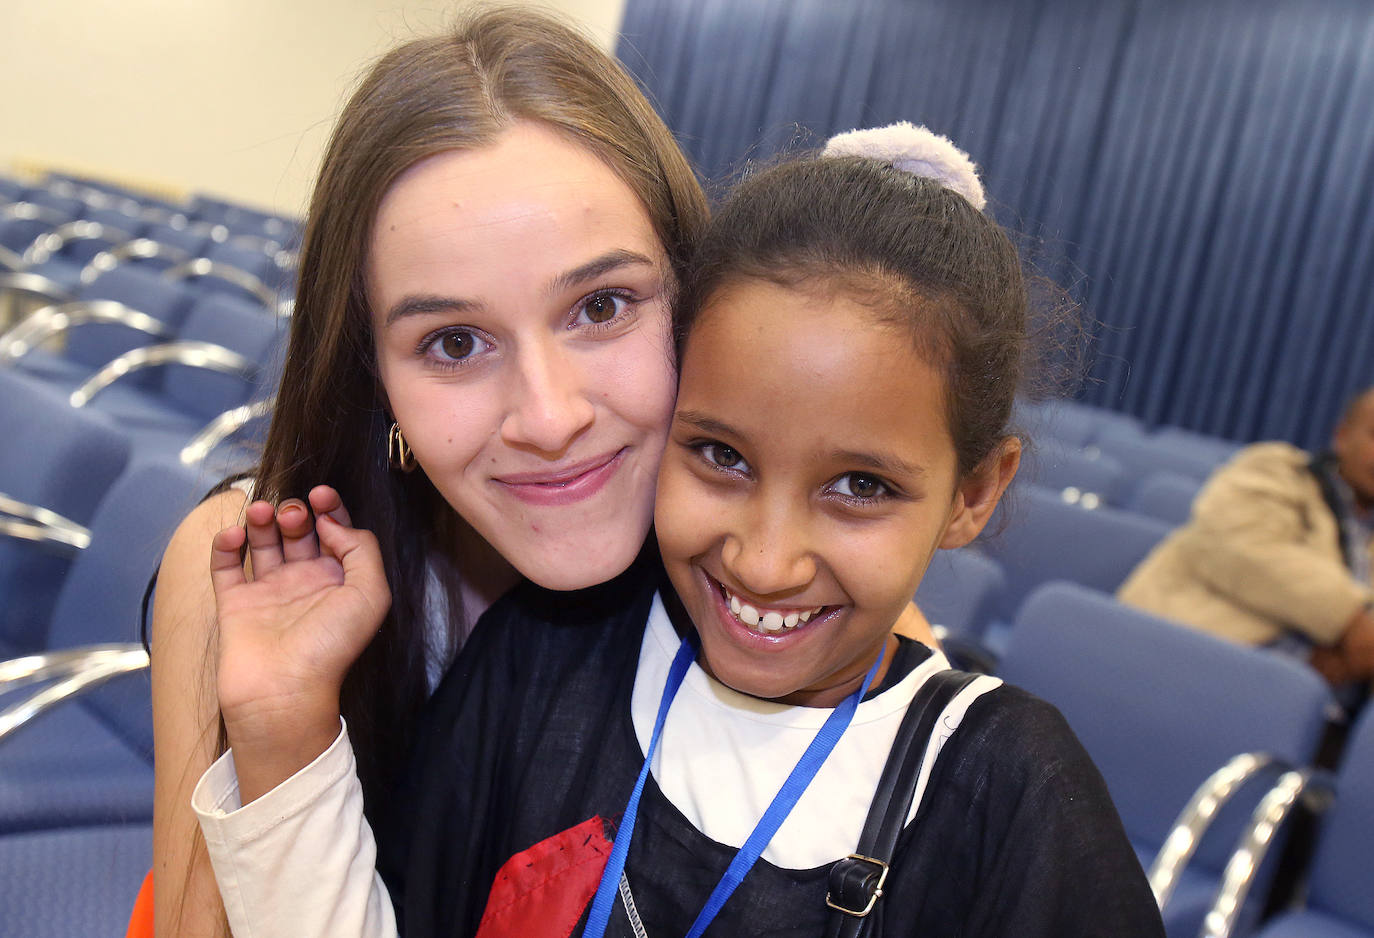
[655,278,1014,707]
[367,122,678,590]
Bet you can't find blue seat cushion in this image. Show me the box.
[0,823,150,938]
[1257,909,1374,938]
[0,703,152,832]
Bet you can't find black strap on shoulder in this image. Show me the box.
[825,668,981,938]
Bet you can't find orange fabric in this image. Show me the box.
[125,870,154,938]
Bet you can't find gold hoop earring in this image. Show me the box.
[388,422,417,473]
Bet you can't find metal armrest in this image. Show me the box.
[68,339,257,407]
[0,492,90,551]
[1199,769,1334,938]
[164,257,278,310]
[0,201,66,228]
[0,643,148,742]
[1148,752,1281,909]
[0,270,75,306]
[21,220,133,267]
[0,299,171,362]
[79,238,193,285]
[0,517,90,553]
[180,397,275,465]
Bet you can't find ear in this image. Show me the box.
[939,437,1021,549]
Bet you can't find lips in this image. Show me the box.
[493,448,627,506]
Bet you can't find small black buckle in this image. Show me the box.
[825,853,890,918]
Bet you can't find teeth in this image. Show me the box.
[720,584,824,634]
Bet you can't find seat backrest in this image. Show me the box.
[1019,439,1125,504]
[47,457,215,759]
[1306,706,1374,929]
[1017,399,1144,450]
[68,266,197,371]
[1127,470,1203,526]
[978,484,1173,621]
[999,581,1332,872]
[913,548,1006,640]
[1095,432,1229,500]
[0,370,132,649]
[162,292,288,422]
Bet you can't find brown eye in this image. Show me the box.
[701,443,747,471]
[577,292,628,325]
[440,331,476,359]
[833,473,888,500]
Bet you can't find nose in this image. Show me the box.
[500,339,596,454]
[719,493,818,598]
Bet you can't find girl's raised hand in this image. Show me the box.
[209,485,391,802]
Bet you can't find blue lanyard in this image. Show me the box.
[582,633,888,938]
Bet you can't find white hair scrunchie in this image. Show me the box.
[822,121,987,212]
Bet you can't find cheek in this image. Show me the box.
[385,378,504,470]
[828,522,935,609]
[654,457,713,559]
[594,316,678,432]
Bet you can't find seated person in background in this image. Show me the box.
[1118,387,1374,688]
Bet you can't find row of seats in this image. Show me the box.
[0,173,294,934]
[998,581,1373,938]
[1017,397,1243,523]
[0,172,297,327]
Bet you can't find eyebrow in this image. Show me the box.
[383,248,658,328]
[547,249,658,296]
[384,294,484,327]
[827,448,926,480]
[676,411,927,480]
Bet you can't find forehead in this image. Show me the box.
[365,122,662,301]
[678,279,952,458]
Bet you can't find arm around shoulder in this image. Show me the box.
[150,488,247,938]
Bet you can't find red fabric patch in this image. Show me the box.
[474,815,614,938]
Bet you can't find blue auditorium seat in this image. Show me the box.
[1017,398,1145,450]
[1019,437,1126,505]
[0,822,150,938]
[1251,707,1374,938]
[913,547,1006,641]
[1094,431,1233,501]
[67,290,286,449]
[0,370,132,652]
[1128,470,1203,527]
[977,483,1173,626]
[998,582,1333,938]
[0,457,212,833]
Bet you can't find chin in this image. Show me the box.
[516,536,646,592]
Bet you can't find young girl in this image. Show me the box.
[366,125,1165,936]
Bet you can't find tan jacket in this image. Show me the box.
[1118,442,1373,646]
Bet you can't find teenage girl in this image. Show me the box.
[200,125,1165,936]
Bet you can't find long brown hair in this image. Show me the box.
[254,5,707,816]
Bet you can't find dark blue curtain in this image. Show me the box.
[616,0,1374,449]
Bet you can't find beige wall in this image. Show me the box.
[0,0,628,218]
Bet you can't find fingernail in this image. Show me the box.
[279,501,305,519]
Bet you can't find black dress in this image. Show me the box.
[376,547,1165,938]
